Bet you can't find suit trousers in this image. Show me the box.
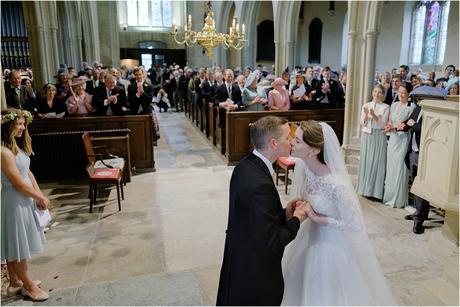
[409,151,430,222]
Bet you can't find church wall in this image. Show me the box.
[295,1,347,70]
[119,32,186,50]
[375,1,405,73]
[254,1,274,68]
[443,0,459,69]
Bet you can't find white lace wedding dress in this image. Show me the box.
[281,123,396,306]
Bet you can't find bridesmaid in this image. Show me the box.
[357,84,390,199]
[382,85,415,208]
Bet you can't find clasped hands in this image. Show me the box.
[286,198,314,223]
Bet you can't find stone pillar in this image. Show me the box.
[411,98,459,305]
[274,41,281,76]
[22,1,60,87]
[285,41,296,71]
[80,1,101,65]
[342,1,382,171]
[97,1,120,67]
[57,1,83,68]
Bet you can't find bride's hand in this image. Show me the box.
[285,198,302,221]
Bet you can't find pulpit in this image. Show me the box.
[412,97,459,306]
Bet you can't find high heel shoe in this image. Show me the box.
[20,286,49,301]
[7,280,42,297]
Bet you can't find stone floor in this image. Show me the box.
[2,110,446,306]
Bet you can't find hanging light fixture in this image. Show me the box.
[170,1,246,59]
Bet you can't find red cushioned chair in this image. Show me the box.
[87,166,124,213]
[275,156,296,194]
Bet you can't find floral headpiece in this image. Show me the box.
[1,109,33,125]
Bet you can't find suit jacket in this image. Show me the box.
[314,79,340,108]
[93,84,127,116]
[384,88,400,106]
[216,153,300,306]
[404,104,423,170]
[194,78,212,103]
[6,85,37,113]
[128,80,154,115]
[213,83,242,107]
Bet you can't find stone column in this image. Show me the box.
[411,98,459,305]
[274,41,281,76]
[80,1,101,65]
[22,1,60,87]
[97,1,120,67]
[285,41,296,71]
[342,1,382,171]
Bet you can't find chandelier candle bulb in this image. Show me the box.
[242,24,245,35]
[188,14,191,24]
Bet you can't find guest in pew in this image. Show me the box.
[1,109,50,301]
[236,74,246,93]
[54,67,71,105]
[66,77,94,116]
[93,75,127,116]
[449,82,459,95]
[37,84,66,118]
[243,71,267,111]
[127,68,153,115]
[382,85,415,208]
[268,78,290,111]
[21,78,41,102]
[357,84,390,200]
[5,70,37,114]
[214,69,243,111]
[315,66,340,108]
[290,72,313,110]
[85,67,103,95]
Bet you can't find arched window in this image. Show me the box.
[118,0,183,31]
[409,0,450,65]
[309,18,322,64]
[256,20,275,62]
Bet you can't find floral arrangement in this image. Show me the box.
[1,109,33,125]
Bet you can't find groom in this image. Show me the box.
[216,116,308,306]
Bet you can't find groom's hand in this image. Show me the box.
[285,198,301,221]
[293,201,309,223]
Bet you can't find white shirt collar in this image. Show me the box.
[253,149,274,176]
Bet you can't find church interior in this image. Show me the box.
[1,0,459,305]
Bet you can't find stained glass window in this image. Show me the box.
[409,1,450,65]
[121,0,173,29]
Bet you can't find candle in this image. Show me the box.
[242,24,245,35]
[236,23,239,33]
[232,18,236,28]
[229,27,232,35]
[188,14,192,24]
[184,24,187,31]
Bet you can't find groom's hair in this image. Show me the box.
[250,116,288,150]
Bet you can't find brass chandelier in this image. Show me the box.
[170,1,246,59]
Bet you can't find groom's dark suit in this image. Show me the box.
[217,153,301,306]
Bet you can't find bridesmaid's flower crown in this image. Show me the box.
[1,109,33,125]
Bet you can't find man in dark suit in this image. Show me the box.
[93,75,127,116]
[398,101,429,234]
[217,116,308,306]
[213,69,243,154]
[128,67,154,115]
[5,70,36,113]
[384,76,401,106]
[315,66,340,108]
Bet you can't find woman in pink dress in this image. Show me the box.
[66,76,93,115]
[268,78,290,111]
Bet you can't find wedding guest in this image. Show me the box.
[156,89,170,112]
[268,78,290,111]
[382,85,415,208]
[66,77,94,116]
[93,75,127,116]
[127,67,153,115]
[290,73,311,110]
[448,82,459,95]
[357,84,390,200]
[21,78,41,102]
[5,71,36,113]
[1,109,49,301]
[37,84,66,118]
[243,71,266,111]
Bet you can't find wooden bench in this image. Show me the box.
[28,115,155,181]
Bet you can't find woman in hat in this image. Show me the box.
[242,71,266,111]
[66,76,94,115]
[268,78,290,111]
[36,84,66,118]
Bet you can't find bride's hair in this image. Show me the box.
[299,120,325,165]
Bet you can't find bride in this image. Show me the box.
[281,120,396,305]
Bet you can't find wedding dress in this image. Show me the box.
[281,123,396,306]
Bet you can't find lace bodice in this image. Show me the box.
[301,168,363,232]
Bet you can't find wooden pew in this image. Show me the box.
[225,109,345,164]
[28,115,155,181]
[208,102,216,144]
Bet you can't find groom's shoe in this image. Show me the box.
[405,214,415,220]
[413,221,424,234]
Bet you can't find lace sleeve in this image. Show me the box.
[325,183,364,232]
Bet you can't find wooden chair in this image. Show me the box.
[82,132,126,184]
[275,157,296,194]
[87,166,123,213]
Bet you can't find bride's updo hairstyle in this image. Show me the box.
[300,120,326,165]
